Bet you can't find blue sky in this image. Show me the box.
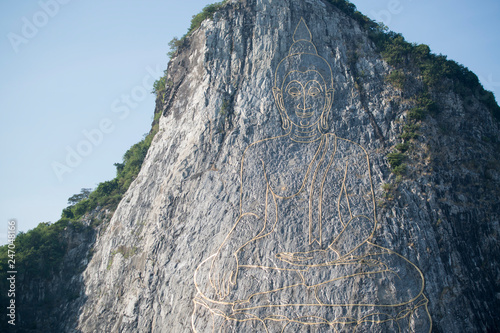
[0,0,499,243]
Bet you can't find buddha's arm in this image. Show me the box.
[329,216,374,258]
[209,212,266,299]
[209,144,268,299]
[329,140,376,258]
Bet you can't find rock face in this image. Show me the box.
[75,0,500,332]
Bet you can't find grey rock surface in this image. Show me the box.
[74,0,500,332]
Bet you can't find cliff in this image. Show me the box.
[14,0,500,332]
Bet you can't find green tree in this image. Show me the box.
[67,188,92,206]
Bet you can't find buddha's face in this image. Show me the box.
[280,70,330,128]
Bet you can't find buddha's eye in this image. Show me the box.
[287,87,302,97]
[308,87,321,97]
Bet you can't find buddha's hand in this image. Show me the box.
[209,251,238,300]
[276,249,339,266]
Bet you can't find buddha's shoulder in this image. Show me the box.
[333,135,369,161]
[242,135,289,159]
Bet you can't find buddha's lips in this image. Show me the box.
[295,110,314,118]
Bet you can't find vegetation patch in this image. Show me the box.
[152,75,167,94]
[381,181,400,203]
[0,112,159,310]
[395,142,409,153]
[400,123,420,140]
[0,219,90,324]
[62,129,157,221]
[325,0,499,120]
[407,107,426,121]
[385,70,406,90]
[187,1,227,37]
[0,220,74,279]
[387,152,407,176]
[154,1,229,95]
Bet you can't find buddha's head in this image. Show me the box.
[273,19,334,131]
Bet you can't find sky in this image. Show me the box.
[1,0,499,243]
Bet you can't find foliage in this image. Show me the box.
[67,188,92,206]
[0,113,158,317]
[381,181,400,202]
[395,142,409,153]
[166,37,183,59]
[153,1,228,95]
[387,152,405,168]
[62,130,156,221]
[374,30,498,118]
[326,0,499,120]
[391,163,407,176]
[0,218,91,332]
[408,94,436,121]
[10,221,71,277]
[387,152,407,176]
[188,2,227,36]
[167,0,227,58]
[325,0,499,181]
[152,75,167,94]
[382,183,395,192]
[408,107,426,121]
[386,70,406,90]
[400,123,420,140]
[0,219,84,316]
[325,0,379,32]
[0,120,158,327]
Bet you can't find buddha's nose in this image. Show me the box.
[297,96,311,111]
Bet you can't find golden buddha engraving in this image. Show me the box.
[192,19,431,332]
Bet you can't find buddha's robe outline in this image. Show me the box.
[193,133,429,329]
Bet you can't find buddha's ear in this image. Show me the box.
[273,87,290,130]
[272,87,283,111]
[325,88,335,111]
[321,88,335,130]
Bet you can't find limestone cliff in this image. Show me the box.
[63,0,499,332]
